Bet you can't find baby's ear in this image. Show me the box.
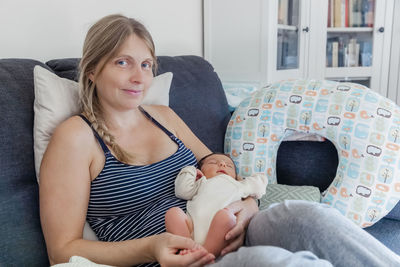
[236,174,243,181]
[196,169,204,180]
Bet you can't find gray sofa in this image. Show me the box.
[1,56,399,266]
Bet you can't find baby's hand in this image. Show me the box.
[196,169,204,180]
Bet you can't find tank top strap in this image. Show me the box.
[138,106,175,138]
[78,114,110,154]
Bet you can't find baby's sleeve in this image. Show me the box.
[240,174,268,199]
[174,166,202,200]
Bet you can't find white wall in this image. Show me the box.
[0,0,203,62]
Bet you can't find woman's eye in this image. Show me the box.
[142,62,152,69]
[117,60,128,66]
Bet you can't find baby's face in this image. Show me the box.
[200,154,236,179]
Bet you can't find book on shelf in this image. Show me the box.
[328,0,333,27]
[362,0,374,27]
[343,0,348,27]
[334,0,342,27]
[347,38,359,67]
[350,0,362,27]
[326,42,333,67]
[278,0,300,26]
[360,41,372,66]
[329,0,374,28]
[288,0,299,26]
[328,36,345,67]
[349,0,353,26]
[326,36,372,67]
[332,41,339,67]
[278,0,288,25]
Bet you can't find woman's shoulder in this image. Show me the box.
[40,115,98,181]
[141,105,178,126]
[51,115,95,147]
[142,104,175,117]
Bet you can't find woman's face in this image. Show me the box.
[200,154,236,179]
[92,34,154,112]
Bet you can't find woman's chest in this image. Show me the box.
[87,141,197,216]
[118,123,178,165]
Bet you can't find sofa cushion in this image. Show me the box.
[366,217,400,255]
[385,201,400,221]
[157,56,231,152]
[46,58,80,81]
[0,59,49,266]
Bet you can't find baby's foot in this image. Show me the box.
[179,249,191,255]
[179,244,205,255]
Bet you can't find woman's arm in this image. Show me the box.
[40,116,155,265]
[39,116,213,266]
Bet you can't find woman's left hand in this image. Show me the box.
[220,197,259,256]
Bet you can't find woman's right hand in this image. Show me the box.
[153,233,215,267]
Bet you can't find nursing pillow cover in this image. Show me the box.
[224,79,400,227]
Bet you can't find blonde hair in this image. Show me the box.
[79,14,157,163]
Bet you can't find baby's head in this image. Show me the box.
[198,153,237,180]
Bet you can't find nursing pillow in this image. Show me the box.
[224,79,400,227]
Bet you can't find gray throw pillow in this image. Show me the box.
[260,184,321,210]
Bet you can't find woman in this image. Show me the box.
[40,14,400,267]
[39,14,253,267]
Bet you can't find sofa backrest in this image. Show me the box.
[0,59,50,266]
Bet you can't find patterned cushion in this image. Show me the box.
[225,79,400,227]
[260,184,320,210]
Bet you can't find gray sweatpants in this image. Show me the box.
[210,200,400,267]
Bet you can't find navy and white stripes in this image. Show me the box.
[80,109,197,267]
[86,137,196,241]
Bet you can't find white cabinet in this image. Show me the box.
[204,0,394,99]
[324,0,394,98]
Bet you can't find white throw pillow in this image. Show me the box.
[33,66,173,241]
[33,65,172,181]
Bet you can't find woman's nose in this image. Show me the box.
[129,65,145,84]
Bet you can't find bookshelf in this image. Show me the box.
[328,0,374,28]
[325,0,377,89]
[204,0,395,100]
[277,0,300,70]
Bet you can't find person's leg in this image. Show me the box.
[246,200,400,267]
[208,246,332,267]
[165,207,192,238]
[203,208,236,257]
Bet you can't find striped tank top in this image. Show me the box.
[80,106,197,266]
